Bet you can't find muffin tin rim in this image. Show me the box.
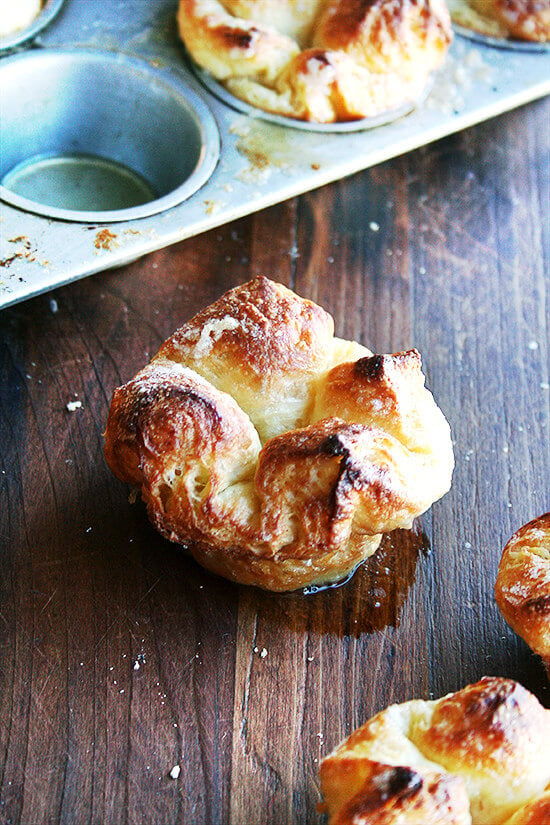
[0,46,222,223]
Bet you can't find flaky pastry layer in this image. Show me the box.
[177,0,452,122]
[320,677,550,824]
[104,276,453,591]
[495,513,550,673]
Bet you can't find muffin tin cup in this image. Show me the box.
[0,48,220,223]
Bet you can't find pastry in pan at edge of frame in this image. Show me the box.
[177,0,452,123]
[448,0,550,43]
[319,676,550,825]
[0,0,42,38]
[495,512,550,678]
[104,276,454,592]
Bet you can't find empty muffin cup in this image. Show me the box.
[0,48,220,222]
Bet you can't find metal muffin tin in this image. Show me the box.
[1,0,549,309]
[0,48,220,222]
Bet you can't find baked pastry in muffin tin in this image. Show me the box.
[448,0,549,44]
[104,277,453,591]
[319,676,550,824]
[495,513,550,676]
[177,0,452,123]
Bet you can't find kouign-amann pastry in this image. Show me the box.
[104,276,453,591]
[495,513,550,675]
[319,677,550,825]
[177,0,452,122]
[448,0,549,42]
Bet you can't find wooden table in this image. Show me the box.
[1,98,549,825]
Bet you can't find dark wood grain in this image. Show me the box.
[1,99,549,825]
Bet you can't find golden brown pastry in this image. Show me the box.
[177,0,452,123]
[320,677,550,825]
[448,0,549,42]
[104,276,453,591]
[495,513,550,675]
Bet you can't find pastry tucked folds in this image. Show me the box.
[104,276,453,591]
[449,0,549,42]
[177,0,452,122]
[495,513,550,675]
[319,677,550,825]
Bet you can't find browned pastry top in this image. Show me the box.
[177,0,452,122]
[495,512,550,667]
[320,676,550,824]
[104,276,453,591]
